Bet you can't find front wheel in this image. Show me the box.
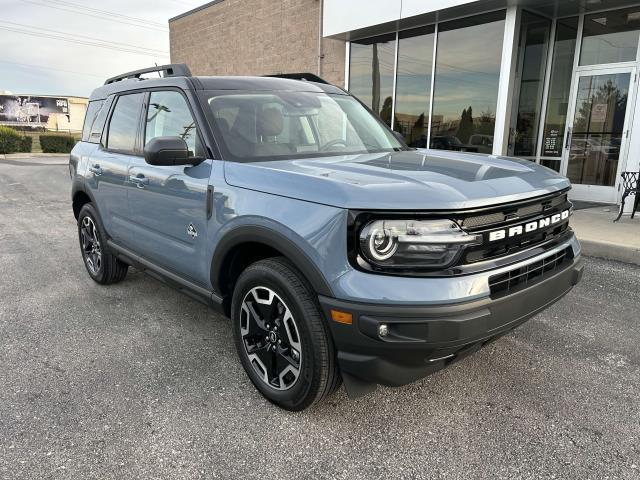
[231,258,340,410]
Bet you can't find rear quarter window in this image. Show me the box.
[81,100,104,142]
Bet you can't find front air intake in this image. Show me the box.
[488,247,573,299]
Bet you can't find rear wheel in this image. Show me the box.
[77,203,128,284]
[231,257,340,410]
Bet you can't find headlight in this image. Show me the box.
[358,219,480,270]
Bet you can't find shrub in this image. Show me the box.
[0,125,31,154]
[40,135,76,153]
[19,136,33,153]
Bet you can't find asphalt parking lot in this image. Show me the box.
[1,156,639,479]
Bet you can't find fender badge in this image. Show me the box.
[187,223,198,239]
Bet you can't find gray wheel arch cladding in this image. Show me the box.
[210,225,334,298]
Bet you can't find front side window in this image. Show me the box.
[207,91,404,162]
[107,93,144,153]
[145,90,202,156]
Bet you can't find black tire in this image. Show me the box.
[77,203,128,285]
[231,257,341,411]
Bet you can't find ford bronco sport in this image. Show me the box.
[70,64,583,411]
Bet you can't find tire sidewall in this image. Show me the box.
[231,262,323,410]
[77,203,107,283]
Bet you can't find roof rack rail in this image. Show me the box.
[104,64,192,85]
[264,73,329,84]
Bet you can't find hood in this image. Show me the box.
[223,149,570,210]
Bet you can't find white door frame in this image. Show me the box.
[561,64,638,203]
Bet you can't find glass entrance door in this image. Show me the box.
[562,67,636,203]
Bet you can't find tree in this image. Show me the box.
[379,96,393,126]
[410,113,426,147]
[477,107,495,136]
[456,106,474,143]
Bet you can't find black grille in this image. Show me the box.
[460,194,567,229]
[459,192,571,265]
[488,247,573,298]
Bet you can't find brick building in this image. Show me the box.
[169,0,345,86]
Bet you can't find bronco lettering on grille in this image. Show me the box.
[488,209,570,242]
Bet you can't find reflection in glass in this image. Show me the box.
[580,7,640,66]
[567,73,630,186]
[393,26,434,147]
[107,93,145,152]
[430,11,506,153]
[146,91,199,154]
[540,158,561,172]
[349,33,396,126]
[541,17,578,161]
[512,12,551,157]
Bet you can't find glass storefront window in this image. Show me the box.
[349,33,396,126]
[580,7,640,66]
[540,17,579,170]
[393,26,435,148]
[430,11,506,153]
[511,12,551,158]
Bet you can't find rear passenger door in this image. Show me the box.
[86,92,144,241]
[126,89,212,285]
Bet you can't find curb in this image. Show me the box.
[580,239,640,266]
[0,153,70,159]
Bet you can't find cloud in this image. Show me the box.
[0,0,199,96]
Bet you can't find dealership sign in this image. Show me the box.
[0,95,69,125]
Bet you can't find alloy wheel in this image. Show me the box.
[80,216,102,275]
[240,286,302,390]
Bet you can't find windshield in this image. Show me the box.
[206,91,405,162]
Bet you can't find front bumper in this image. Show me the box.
[319,253,583,393]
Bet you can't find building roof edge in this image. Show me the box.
[169,0,225,23]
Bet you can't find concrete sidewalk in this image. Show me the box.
[0,153,69,159]
[571,205,640,265]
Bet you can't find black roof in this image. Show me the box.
[89,75,345,101]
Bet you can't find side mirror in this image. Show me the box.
[144,136,191,166]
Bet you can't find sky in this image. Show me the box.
[0,0,203,97]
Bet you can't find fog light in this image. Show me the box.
[378,324,389,337]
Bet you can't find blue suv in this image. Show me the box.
[70,64,583,410]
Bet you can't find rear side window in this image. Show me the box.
[107,93,144,153]
[81,100,103,142]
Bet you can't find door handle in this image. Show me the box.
[129,175,149,188]
[564,127,573,149]
[89,164,102,175]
